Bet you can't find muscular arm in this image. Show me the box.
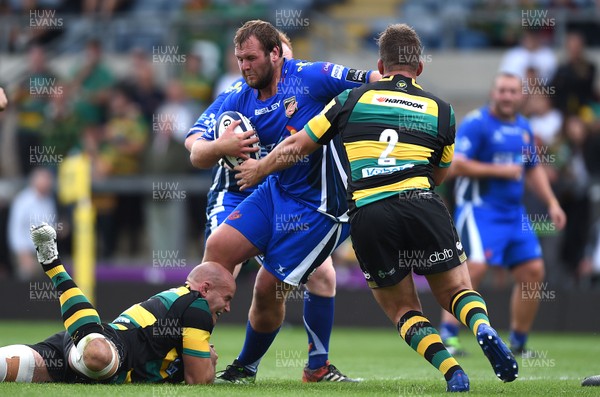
[432,166,450,186]
[182,353,215,384]
[189,138,227,169]
[189,122,259,169]
[235,130,321,190]
[525,165,566,230]
[451,155,522,180]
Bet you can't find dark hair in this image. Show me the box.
[234,20,282,57]
[377,24,422,72]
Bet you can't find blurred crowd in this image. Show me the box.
[0,2,599,292]
[502,29,600,287]
[0,38,223,278]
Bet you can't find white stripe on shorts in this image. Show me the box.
[284,222,343,286]
[459,203,485,263]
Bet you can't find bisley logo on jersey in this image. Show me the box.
[372,95,427,112]
[255,101,281,115]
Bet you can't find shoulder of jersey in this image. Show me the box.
[464,108,484,122]
[224,79,252,96]
[515,113,531,126]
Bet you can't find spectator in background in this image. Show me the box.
[43,86,82,160]
[8,167,57,280]
[526,94,563,146]
[13,45,57,175]
[212,48,240,100]
[551,31,597,116]
[102,86,148,257]
[70,39,115,125]
[180,53,213,109]
[78,123,117,258]
[144,80,194,254]
[551,116,592,283]
[120,49,164,125]
[499,30,557,82]
[5,1,66,52]
[154,80,196,143]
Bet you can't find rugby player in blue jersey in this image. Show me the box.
[439,73,566,356]
[188,21,380,383]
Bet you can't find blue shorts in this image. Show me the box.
[454,203,542,268]
[205,190,246,240]
[224,178,350,285]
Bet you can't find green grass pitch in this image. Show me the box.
[0,321,599,396]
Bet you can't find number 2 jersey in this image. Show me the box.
[303,74,455,213]
[189,59,373,221]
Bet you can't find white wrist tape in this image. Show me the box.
[0,345,36,382]
[68,333,118,379]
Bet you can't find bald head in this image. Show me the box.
[187,261,234,288]
[187,262,236,323]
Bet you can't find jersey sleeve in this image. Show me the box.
[455,110,484,161]
[437,104,456,168]
[186,78,244,141]
[181,299,214,358]
[522,120,538,169]
[300,61,372,102]
[304,89,351,145]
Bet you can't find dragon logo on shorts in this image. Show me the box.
[227,210,242,220]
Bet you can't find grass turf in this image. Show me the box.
[0,321,599,396]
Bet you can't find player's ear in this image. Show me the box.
[377,59,384,75]
[416,60,424,77]
[198,281,210,297]
[271,46,280,62]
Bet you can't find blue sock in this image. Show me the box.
[509,330,528,349]
[440,322,460,342]
[237,321,280,374]
[303,291,334,370]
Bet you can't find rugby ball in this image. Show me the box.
[215,111,260,169]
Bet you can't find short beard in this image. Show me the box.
[246,65,274,90]
[492,103,516,120]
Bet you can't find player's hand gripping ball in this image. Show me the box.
[215,111,261,169]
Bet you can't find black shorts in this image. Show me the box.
[28,325,127,383]
[350,190,467,288]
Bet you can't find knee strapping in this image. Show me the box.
[0,345,36,382]
[69,333,118,380]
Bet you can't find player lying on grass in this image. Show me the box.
[0,223,235,384]
[235,23,519,392]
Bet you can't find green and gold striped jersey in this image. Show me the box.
[305,75,455,211]
[109,285,213,383]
